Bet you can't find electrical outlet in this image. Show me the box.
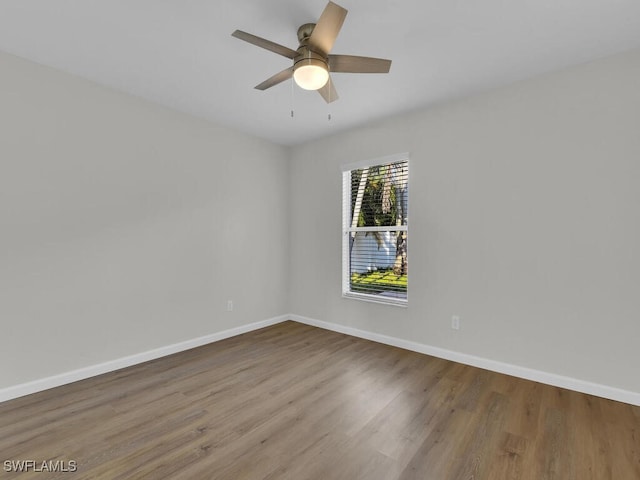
[227,300,233,312]
[451,315,460,330]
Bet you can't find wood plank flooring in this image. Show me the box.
[1,321,638,479]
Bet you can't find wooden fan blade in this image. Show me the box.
[317,76,338,103]
[308,2,348,55]
[232,30,298,59]
[255,67,294,90]
[329,55,392,73]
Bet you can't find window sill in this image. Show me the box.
[342,292,408,308]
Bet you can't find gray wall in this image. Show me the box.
[289,49,640,394]
[0,51,290,389]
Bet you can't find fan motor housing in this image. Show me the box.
[293,48,328,70]
[295,24,329,72]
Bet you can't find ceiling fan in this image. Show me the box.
[231,1,391,103]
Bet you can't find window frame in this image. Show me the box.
[341,153,409,307]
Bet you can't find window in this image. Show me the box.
[342,154,409,305]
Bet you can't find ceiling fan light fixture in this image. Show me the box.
[293,58,329,90]
[232,1,391,103]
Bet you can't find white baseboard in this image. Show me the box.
[3,313,639,407]
[289,314,640,407]
[0,315,288,403]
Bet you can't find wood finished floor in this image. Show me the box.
[1,321,639,479]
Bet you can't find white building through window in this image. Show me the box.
[342,154,409,305]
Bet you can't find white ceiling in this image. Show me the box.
[1,0,640,146]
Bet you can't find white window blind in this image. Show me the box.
[342,155,409,305]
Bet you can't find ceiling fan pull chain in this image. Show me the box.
[291,77,295,118]
[328,75,332,121]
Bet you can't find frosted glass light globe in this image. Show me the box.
[293,63,329,90]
